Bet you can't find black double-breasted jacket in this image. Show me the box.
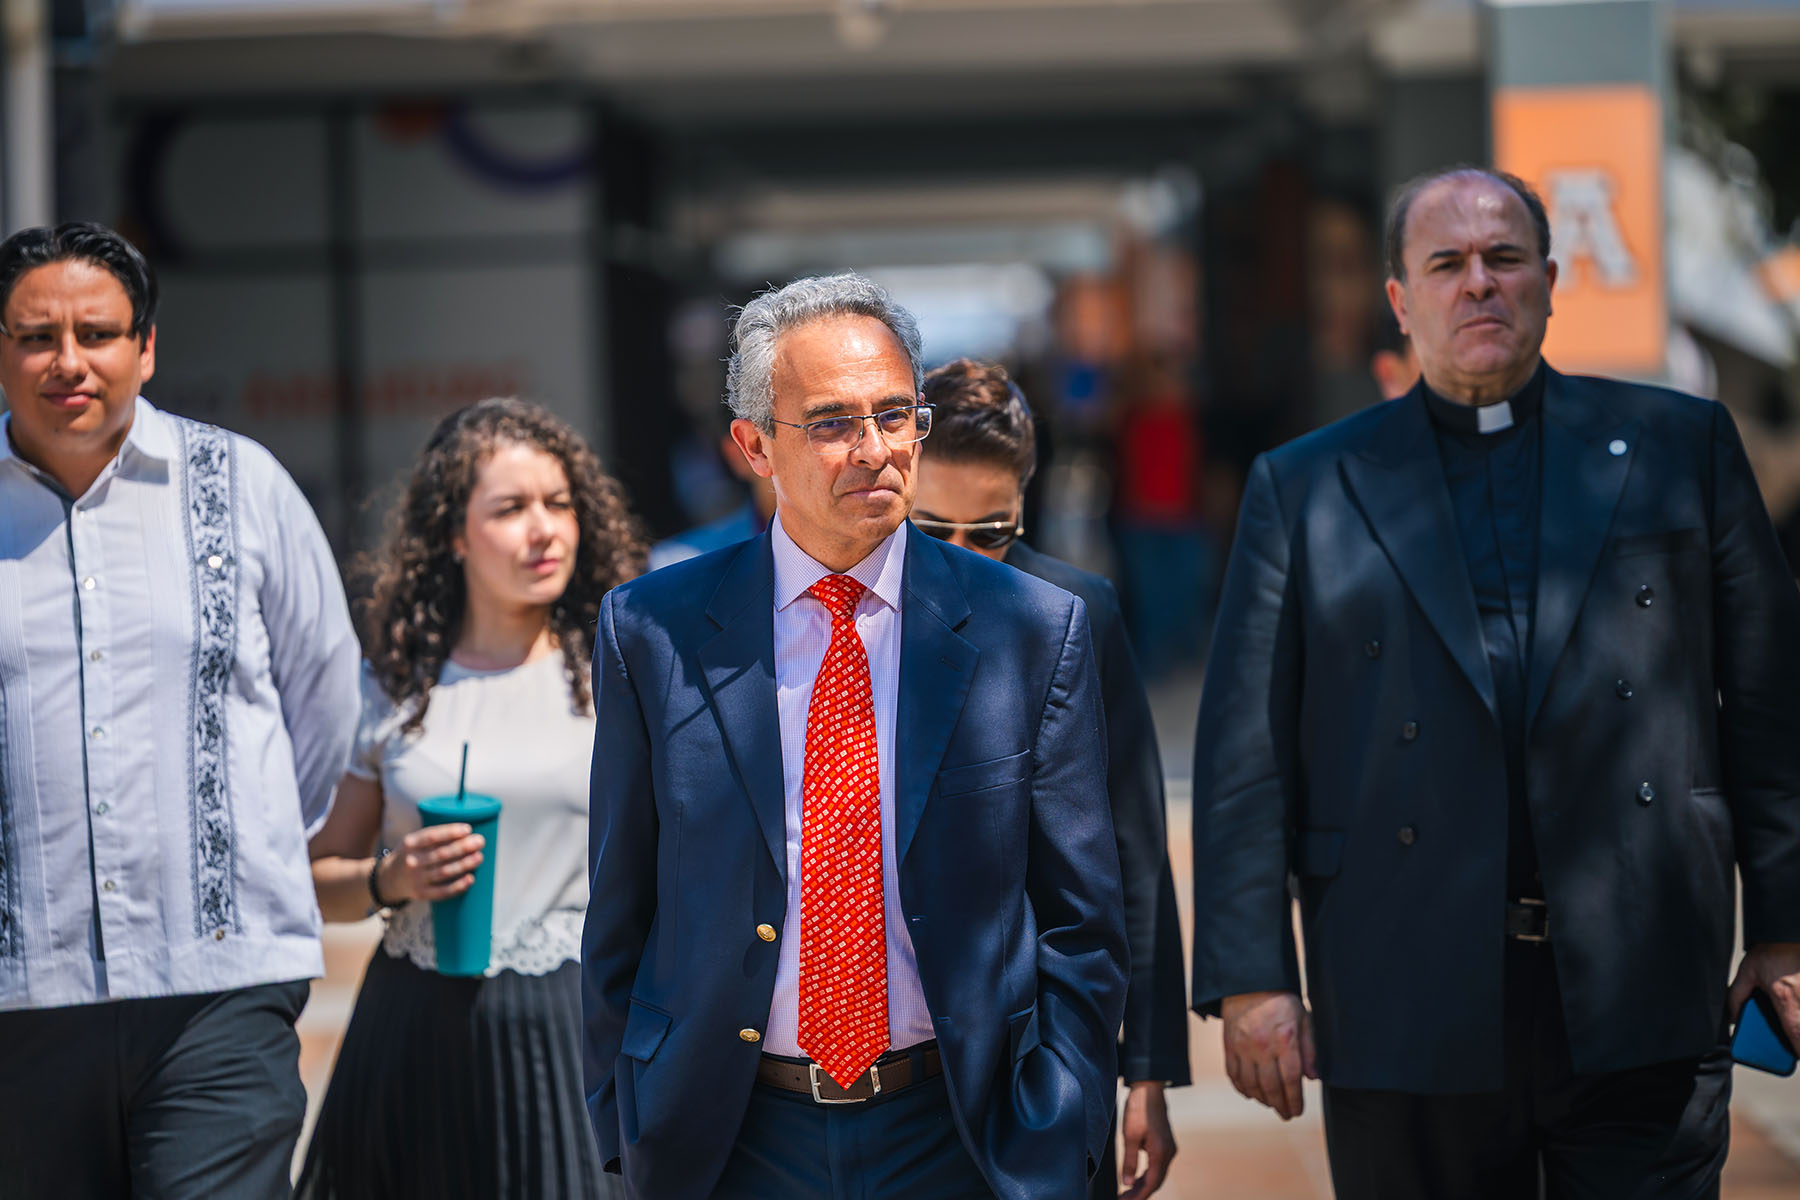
[1191,365,1800,1092]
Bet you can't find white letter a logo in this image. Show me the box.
[1548,168,1638,290]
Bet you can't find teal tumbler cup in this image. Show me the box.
[414,793,503,977]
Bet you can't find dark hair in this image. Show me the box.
[1383,167,1551,282]
[359,397,646,733]
[919,359,1038,489]
[0,222,158,338]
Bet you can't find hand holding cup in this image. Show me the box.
[376,824,486,904]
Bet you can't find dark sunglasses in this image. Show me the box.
[912,517,1024,552]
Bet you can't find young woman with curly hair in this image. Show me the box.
[297,397,644,1200]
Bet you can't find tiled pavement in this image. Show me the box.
[294,667,1800,1196]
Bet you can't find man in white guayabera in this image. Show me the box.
[0,222,359,1198]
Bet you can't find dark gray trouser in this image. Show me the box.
[0,979,310,1199]
[1323,942,1731,1200]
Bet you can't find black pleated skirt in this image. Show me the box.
[294,951,620,1200]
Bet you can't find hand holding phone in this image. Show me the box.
[1732,989,1798,1077]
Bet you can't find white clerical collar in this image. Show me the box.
[1476,400,1514,435]
[1422,366,1543,438]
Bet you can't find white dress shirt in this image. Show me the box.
[764,514,935,1056]
[0,397,360,1010]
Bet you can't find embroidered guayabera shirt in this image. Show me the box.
[0,396,359,1010]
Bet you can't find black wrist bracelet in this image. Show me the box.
[368,847,409,913]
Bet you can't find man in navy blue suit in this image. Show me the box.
[582,273,1128,1200]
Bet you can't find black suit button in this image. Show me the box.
[1637,782,1655,806]
[1365,640,1381,659]
[1401,721,1419,741]
[1397,826,1417,846]
[1636,585,1654,608]
[1616,679,1634,699]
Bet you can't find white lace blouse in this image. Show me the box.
[350,654,593,977]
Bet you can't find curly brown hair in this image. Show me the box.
[359,397,646,732]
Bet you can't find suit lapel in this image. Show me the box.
[696,535,788,880]
[895,526,979,865]
[1527,369,1636,727]
[1340,392,1499,721]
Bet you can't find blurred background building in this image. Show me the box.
[7,0,1800,667]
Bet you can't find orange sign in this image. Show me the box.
[1493,85,1665,377]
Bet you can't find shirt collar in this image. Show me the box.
[770,511,907,615]
[121,395,177,464]
[1423,361,1545,438]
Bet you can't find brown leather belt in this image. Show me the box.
[756,1041,942,1104]
[1506,898,1550,943]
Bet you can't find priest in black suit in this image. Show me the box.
[1191,166,1800,1198]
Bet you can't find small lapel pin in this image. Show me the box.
[1608,439,1627,457]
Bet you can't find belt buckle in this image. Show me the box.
[809,1060,879,1105]
[1514,897,1549,943]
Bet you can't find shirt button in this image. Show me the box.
[82,577,96,591]
[207,554,224,570]
[88,649,103,663]
[213,929,227,941]
[1637,782,1655,806]
[102,879,117,893]
[755,924,777,942]
[1636,585,1654,608]
[95,802,109,816]
[1397,826,1418,846]
[1365,640,1382,659]
[1616,679,1634,699]
[738,1028,762,1043]
[89,726,105,740]
[1401,721,1419,741]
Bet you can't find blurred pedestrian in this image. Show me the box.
[297,397,643,1200]
[1191,166,1800,1198]
[1368,306,1420,401]
[582,274,1126,1200]
[914,358,1189,1200]
[650,430,776,569]
[0,222,360,1197]
[1111,352,1211,675]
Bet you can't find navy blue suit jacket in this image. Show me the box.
[1005,543,1190,1087]
[1192,368,1800,1092]
[582,523,1128,1200]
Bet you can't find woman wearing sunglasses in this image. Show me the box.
[913,359,1190,1200]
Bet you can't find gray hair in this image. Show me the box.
[726,273,925,432]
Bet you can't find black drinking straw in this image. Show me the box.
[456,742,469,806]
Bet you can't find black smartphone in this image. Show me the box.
[1731,990,1798,1077]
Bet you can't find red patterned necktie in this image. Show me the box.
[796,573,889,1088]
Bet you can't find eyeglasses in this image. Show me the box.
[771,404,934,454]
[912,516,1024,553]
